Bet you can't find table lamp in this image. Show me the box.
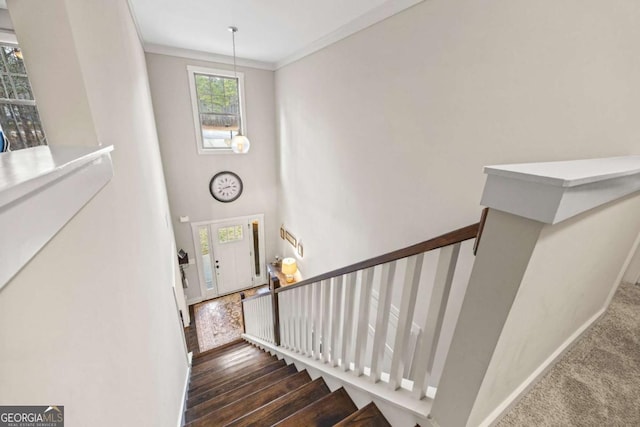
[281,257,297,283]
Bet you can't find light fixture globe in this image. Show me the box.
[231,134,250,154]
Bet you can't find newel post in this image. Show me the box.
[268,265,281,346]
[239,292,246,333]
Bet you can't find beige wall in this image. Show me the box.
[274,0,640,279]
[145,53,278,303]
[0,1,188,425]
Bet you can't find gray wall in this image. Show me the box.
[274,0,640,279]
[1,0,188,425]
[146,53,278,303]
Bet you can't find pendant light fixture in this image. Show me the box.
[228,26,250,154]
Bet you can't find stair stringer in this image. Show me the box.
[242,334,433,427]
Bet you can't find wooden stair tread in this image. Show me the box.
[274,387,357,427]
[192,340,247,364]
[185,364,298,423]
[333,402,392,427]
[193,344,262,367]
[191,347,266,379]
[189,353,275,392]
[225,377,331,427]
[192,344,262,374]
[187,358,287,408]
[187,370,312,427]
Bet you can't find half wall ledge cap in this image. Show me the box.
[481,155,640,225]
[0,144,114,291]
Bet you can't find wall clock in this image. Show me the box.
[209,171,243,203]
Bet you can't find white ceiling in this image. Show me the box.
[128,0,422,69]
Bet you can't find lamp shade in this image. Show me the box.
[231,134,250,153]
[281,258,297,276]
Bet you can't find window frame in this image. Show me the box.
[0,40,47,151]
[186,65,247,155]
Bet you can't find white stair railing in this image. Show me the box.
[241,292,275,344]
[242,222,480,402]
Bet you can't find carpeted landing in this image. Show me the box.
[498,282,640,426]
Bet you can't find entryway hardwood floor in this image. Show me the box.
[184,285,268,354]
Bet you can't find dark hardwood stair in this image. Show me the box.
[187,358,287,408]
[273,387,357,426]
[183,340,391,426]
[334,402,392,426]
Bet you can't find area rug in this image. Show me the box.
[194,286,268,352]
[497,282,640,426]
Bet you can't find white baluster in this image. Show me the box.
[353,268,374,376]
[304,285,313,357]
[412,243,461,399]
[296,288,303,353]
[252,300,258,337]
[264,297,268,339]
[247,300,253,336]
[321,279,331,363]
[258,298,264,339]
[288,291,295,350]
[252,298,258,338]
[313,282,322,360]
[291,290,298,352]
[389,254,425,390]
[330,276,344,367]
[370,261,397,383]
[304,285,311,356]
[268,294,274,343]
[262,297,267,340]
[340,272,356,371]
[279,292,288,349]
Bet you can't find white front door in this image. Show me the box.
[210,220,253,295]
[192,214,266,300]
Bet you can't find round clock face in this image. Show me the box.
[209,171,243,203]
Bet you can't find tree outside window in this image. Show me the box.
[187,65,247,154]
[0,44,47,151]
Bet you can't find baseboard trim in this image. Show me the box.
[186,297,204,306]
[479,307,606,427]
[177,352,192,427]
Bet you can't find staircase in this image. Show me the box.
[184,339,391,426]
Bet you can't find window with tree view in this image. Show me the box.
[187,66,246,153]
[0,44,46,152]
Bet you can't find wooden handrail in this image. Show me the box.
[276,223,480,294]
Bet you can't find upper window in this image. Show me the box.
[0,44,47,152]
[187,65,247,154]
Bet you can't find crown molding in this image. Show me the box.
[275,0,425,70]
[144,43,276,71]
[140,0,423,72]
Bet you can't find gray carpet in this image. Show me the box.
[497,282,640,426]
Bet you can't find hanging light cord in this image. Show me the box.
[227,26,250,153]
[228,26,241,136]
[230,26,238,78]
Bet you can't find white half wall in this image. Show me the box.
[469,191,640,426]
[145,53,278,303]
[0,1,188,426]
[623,244,640,285]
